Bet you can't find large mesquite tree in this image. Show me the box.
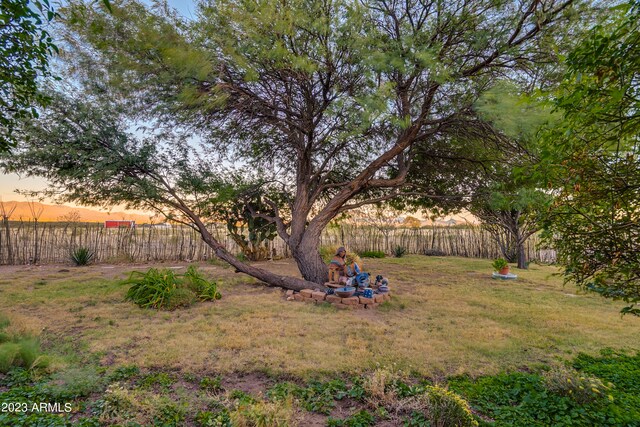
[4,0,583,289]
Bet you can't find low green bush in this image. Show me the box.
[124,266,220,310]
[358,250,386,258]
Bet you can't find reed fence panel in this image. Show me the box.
[0,221,556,265]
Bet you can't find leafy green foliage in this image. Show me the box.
[108,364,140,382]
[327,410,375,427]
[200,376,223,393]
[267,379,350,415]
[43,366,104,399]
[124,266,220,310]
[70,247,95,266]
[541,1,640,314]
[449,351,640,426]
[0,0,58,151]
[152,399,187,427]
[139,372,174,391]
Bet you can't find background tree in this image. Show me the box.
[466,84,555,270]
[542,0,640,315]
[4,0,587,289]
[471,184,551,269]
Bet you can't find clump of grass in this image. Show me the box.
[362,367,404,408]
[70,247,95,266]
[124,265,221,310]
[0,316,50,373]
[358,250,386,258]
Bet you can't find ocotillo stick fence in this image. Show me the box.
[0,221,555,265]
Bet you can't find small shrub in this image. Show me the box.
[392,245,407,258]
[0,342,20,373]
[70,247,95,266]
[358,250,386,258]
[417,385,478,427]
[184,265,222,301]
[543,366,611,404]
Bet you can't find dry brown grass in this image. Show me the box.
[0,256,638,379]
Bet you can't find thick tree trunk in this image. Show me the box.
[516,239,527,269]
[292,237,329,285]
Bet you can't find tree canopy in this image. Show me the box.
[3,0,590,289]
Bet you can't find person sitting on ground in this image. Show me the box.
[329,247,348,285]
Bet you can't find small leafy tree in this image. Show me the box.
[542,1,640,314]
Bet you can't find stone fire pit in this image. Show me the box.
[286,288,391,309]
